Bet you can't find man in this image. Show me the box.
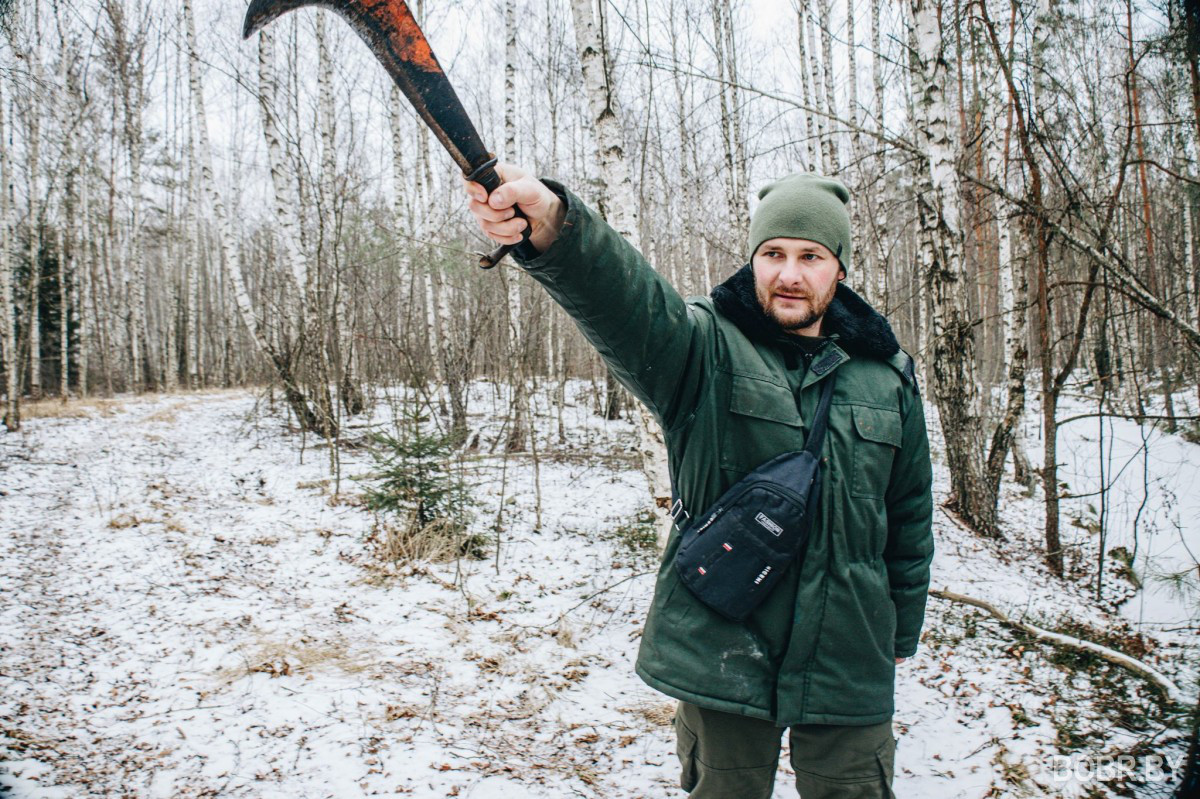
[464,165,933,798]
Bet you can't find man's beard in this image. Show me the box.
[756,278,838,331]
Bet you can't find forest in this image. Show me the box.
[1,0,1199,795]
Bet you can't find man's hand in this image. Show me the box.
[895,657,906,665]
[463,163,566,254]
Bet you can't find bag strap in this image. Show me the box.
[670,370,838,531]
[800,372,837,457]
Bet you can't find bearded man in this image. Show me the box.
[464,166,934,799]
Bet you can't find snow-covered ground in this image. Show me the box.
[0,382,1195,798]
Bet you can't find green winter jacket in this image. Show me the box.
[514,182,934,727]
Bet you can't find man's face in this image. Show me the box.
[751,237,845,335]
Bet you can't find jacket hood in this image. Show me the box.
[711,263,900,360]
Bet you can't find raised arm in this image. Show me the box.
[464,165,709,430]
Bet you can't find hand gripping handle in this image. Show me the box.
[466,158,532,269]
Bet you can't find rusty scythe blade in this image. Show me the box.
[245,0,527,269]
[244,0,490,176]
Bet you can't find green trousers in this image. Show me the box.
[673,701,897,798]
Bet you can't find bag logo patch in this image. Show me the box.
[754,565,773,585]
[755,512,783,536]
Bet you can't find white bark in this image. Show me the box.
[184,0,271,360]
[804,2,832,174]
[795,6,817,171]
[316,11,356,407]
[568,0,638,241]
[569,0,670,544]
[910,0,991,531]
[711,0,748,238]
[505,0,518,164]
[1186,198,1197,330]
[55,10,72,400]
[817,0,841,174]
[56,220,68,399]
[912,4,961,237]
[845,0,866,294]
[164,247,178,393]
[669,0,698,272]
[104,0,149,391]
[256,28,307,297]
[185,101,201,389]
[870,0,888,307]
[846,0,863,163]
[77,160,90,397]
[1,80,17,427]
[868,0,888,304]
[24,0,44,400]
[988,136,1018,379]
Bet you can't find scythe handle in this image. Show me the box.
[467,158,532,269]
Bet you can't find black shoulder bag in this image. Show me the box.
[672,372,836,622]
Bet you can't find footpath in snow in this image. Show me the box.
[0,384,1195,798]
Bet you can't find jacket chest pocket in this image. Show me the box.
[719,375,804,474]
[850,405,902,499]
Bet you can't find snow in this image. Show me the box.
[1,382,1196,798]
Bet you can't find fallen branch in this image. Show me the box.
[929,588,1185,705]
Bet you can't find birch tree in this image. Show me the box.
[185,0,326,433]
[569,0,672,544]
[909,0,994,535]
[1,78,16,429]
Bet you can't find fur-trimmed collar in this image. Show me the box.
[710,264,900,360]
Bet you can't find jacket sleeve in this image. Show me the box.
[882,372,934,658]
[511,180,710,431]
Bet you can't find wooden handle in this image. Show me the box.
[466,159,532,269]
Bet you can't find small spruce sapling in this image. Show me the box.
[361,406,484,562]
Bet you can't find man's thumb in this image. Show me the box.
[488,178,536,210]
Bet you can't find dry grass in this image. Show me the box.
[107,513,150,529]
[18,387,248,422]
[20,397,127,420]
[216,635,372,684]
[621,700,676,728]
[142,403,186,424]
[364,515,488,566]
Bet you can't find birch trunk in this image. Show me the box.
[818,0,841,174]
[186,111,201,389]
[186,0,325,432]
[982,102,1028,502]
[1,82,17,429]
[24,2,44,401]
[256,28,307,297]
[504,0,528,452]
[669,0,698,273]
[910,0,995,535]
[1188,198,1200,407]
[56,219,68,399]
[845,0,866,296]
[569,0,637,239]
[55,9,72,400]
[77,158,90,397]
[570,0,672,544]
[796,5,817,171]
[846,1,861,165]
[316,11,352,418]
[805,3,832,174]
[711,0,749,240]
[104,0,149,391]
[869,0,888,308]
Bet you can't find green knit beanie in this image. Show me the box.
[747,172,852,271]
